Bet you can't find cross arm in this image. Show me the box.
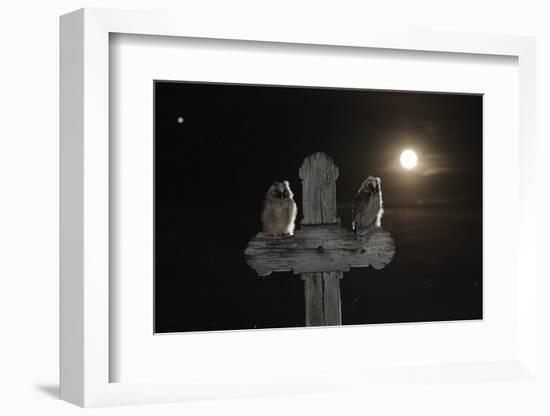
[244,225,395,276]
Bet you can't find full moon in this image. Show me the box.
[400,149,418,169]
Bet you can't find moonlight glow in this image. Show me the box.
[400,149,418,169]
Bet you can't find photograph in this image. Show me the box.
[154,81,483,333]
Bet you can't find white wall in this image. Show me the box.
[0,1,548,415]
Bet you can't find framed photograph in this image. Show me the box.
[151,80,482,333]
[60,8,537,407]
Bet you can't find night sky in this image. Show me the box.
[154,81,483,333]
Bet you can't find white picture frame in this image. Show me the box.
[60,7,537,407]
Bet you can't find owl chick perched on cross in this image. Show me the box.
[261,181,297,236]
[352,176,384,239]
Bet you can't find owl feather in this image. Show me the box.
[261,181,297,236]
[352,176,384,236]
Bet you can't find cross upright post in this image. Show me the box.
[299,152,343,326]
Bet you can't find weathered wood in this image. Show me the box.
[244,152,396,327]
[323,272,342,325]
[244,225,395,276]
[299,152,339,225]
[302,272,343,326]
[302,273,324,326]
[299,153,340,325]
[363,229,397,270]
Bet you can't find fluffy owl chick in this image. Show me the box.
[352,176,384,237]
[261,181,297,236]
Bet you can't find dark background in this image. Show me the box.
[154,81,483,333]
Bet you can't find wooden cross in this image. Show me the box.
[245,152,395,326]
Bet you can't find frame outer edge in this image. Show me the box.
[60,8,85,407]
[82,8,111,407]
[517,38,537,377]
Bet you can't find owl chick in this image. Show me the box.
[352,176,384,237]
[261,181,297,236]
